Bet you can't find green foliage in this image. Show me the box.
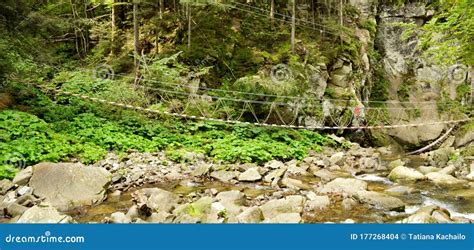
[359,19,377,37]
[397,82,411,102]
[419,0,474,65]
[0,165,18,180]
[0,85,339,179]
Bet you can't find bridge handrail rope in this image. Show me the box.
[126,82,447,111]
[31,83,473,130]
[92,71,461,106]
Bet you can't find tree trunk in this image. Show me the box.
[159,0,163,19]
[291,0,296,53]
[270,0,274,22]
[111,0,116,56]
[339,0,343,45]
[187,3,191,49]
[133,0,140,85]
[133,1,139,68]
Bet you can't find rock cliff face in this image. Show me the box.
[348,1,470,146]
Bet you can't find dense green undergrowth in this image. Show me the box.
[0,84,338,179]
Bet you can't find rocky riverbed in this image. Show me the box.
[1,136,473,224]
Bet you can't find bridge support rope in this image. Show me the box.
[30,83,474,131]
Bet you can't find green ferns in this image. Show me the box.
[0,106,336,179]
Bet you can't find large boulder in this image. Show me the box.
[355,191,405,211]
[263,167,287,186]
[400,212,437,223]
[29,163,111,211]
[133,188,179,214]
[260,195,305,221]
[17,205,73,223]
[109,212,132,224]
[173,197,213,223]
[281,176,311,190]
[263,213,301,223]
[425,172,466,186]
[427,147,456,168]
[317,178,368,195]
[238,168,262,181]
[304,195,330,211]
[388,166,425,182]
[455,125,474,147]
[215,190,245,215]
[237,207,263,223]
[0,179,14,195]
[210,170,238,183]
[12,166,33,185]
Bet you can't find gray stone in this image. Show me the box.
[210,170,238,183]
[312,169,337,181]
[306,191,319,201]
[216,190,244,204]
[431,211,452,223]
[466,163,474,180]
[17,205,73,223]
[133,188,179,213]
[286,165,310,176]
[237,207,263,223]
[385,185,416,195]
[107,190,122,201]
[388,166,425,182]
[425,172,466,186]
[342,198,357,211]
[317,178,368,195]
[418,166,440,174]
[6,203,28,217]
[263,213,301,223]
[191,164,211,177]
[216,190,245,215]
[427,147,455,168]
[455,128,474,147]
[16,186,32,196]
[126,205,140,220]
[238,168,262,181]
[329,152,345,165]
[388,159,405,169]
[147,211,173,223]
[12,166,33,185]
[355,191,405,211]
[265,160,285,169]
[281,176,311,190]
[29,163,111,211]
[330,59,352,88]
[174,197,213,223]
[110,212,131,223]
[0,179,14,195]
[263,167,287,186]
[438,165,456,175]
[304,196,330,211]
[400,213,437,223]
[260,195,305,220]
